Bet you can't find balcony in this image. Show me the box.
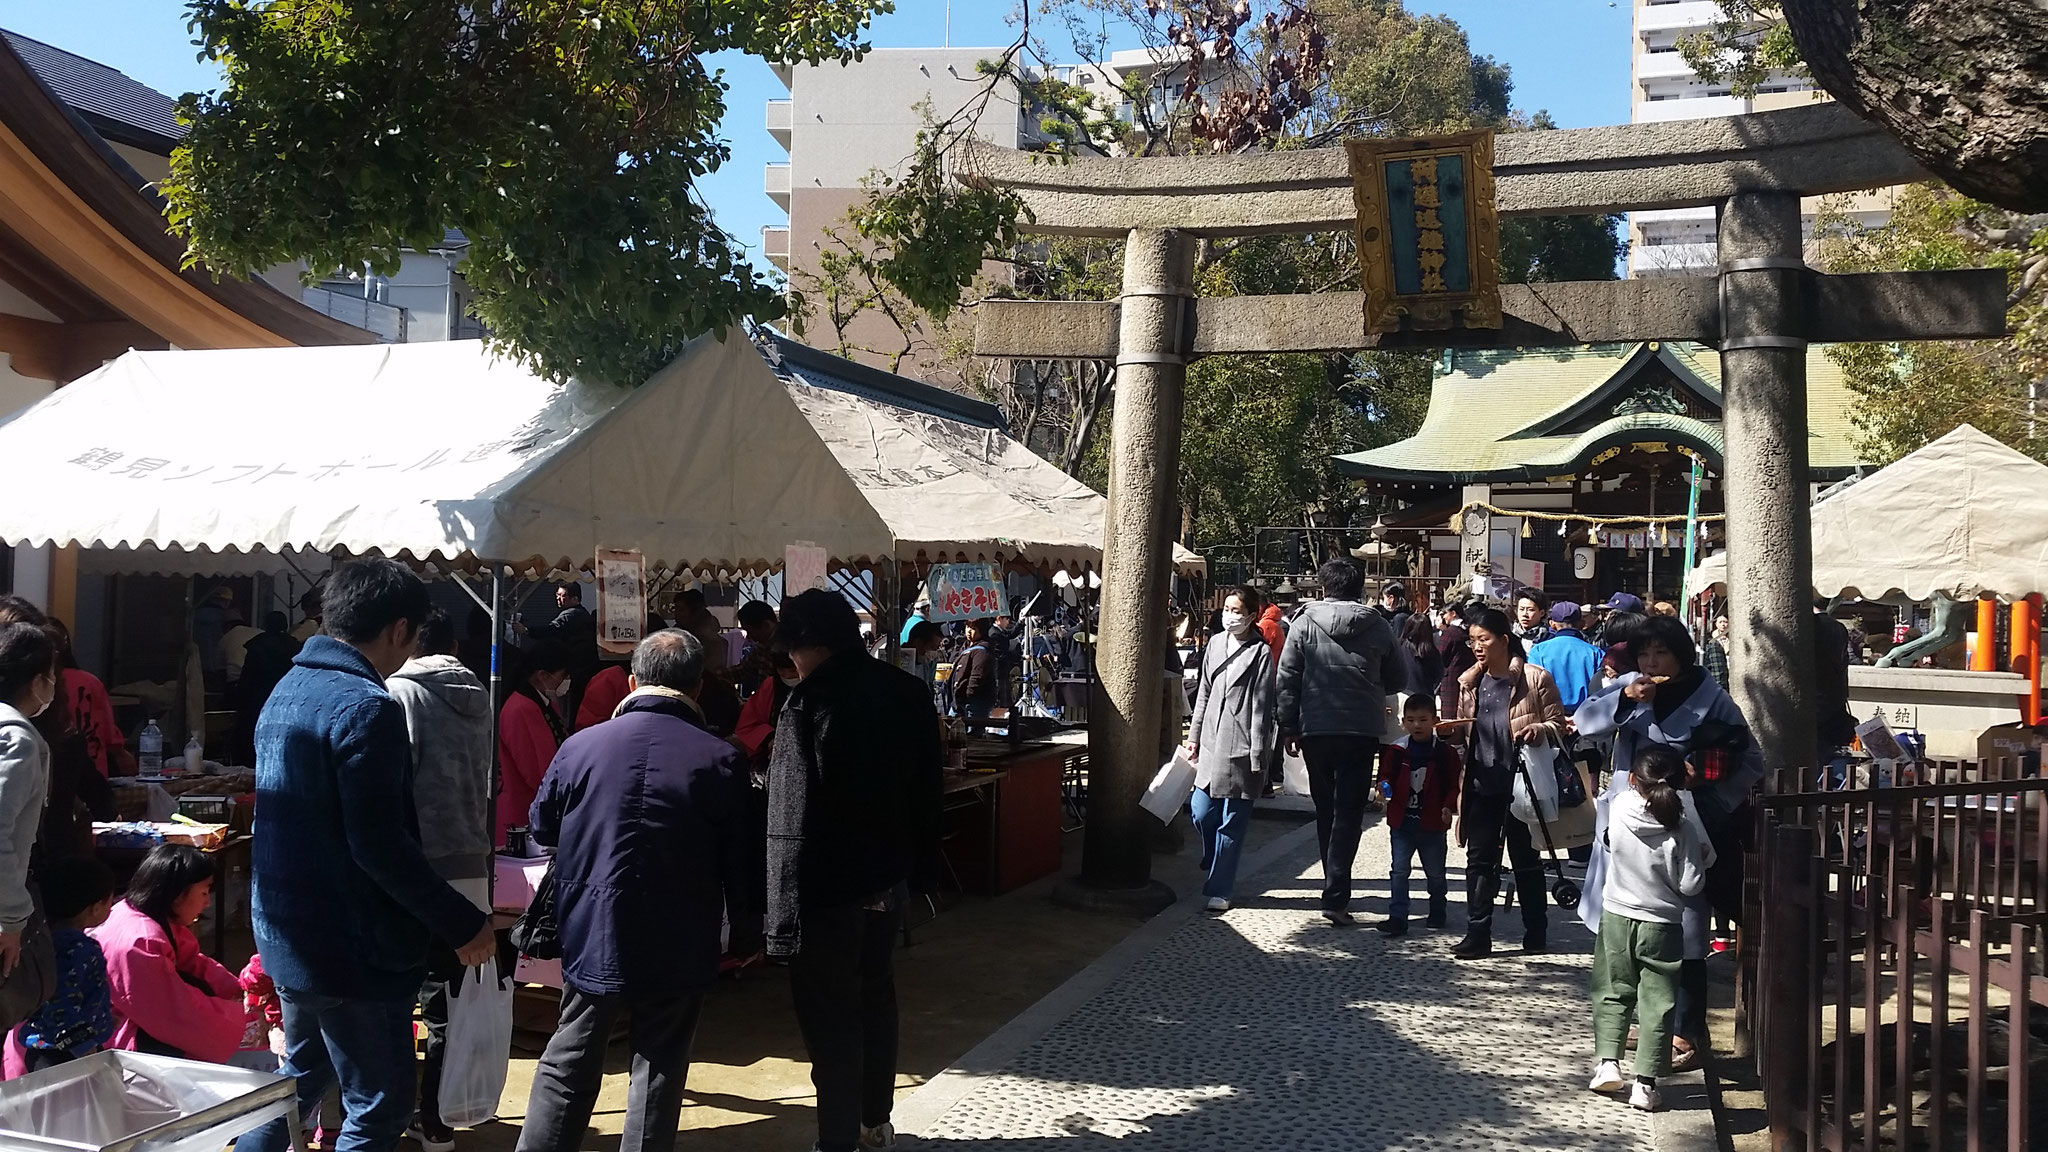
[761,226,790,272]
[1635,49,1700,82]
[1636,1,1723,35]
[1633,94,1748,122]
[764,162,791,210]
[766,99,791,149]
[1631,241,1717,278]
[300,285,407,343]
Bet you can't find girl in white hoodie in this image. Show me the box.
[1587,745,1716,1113]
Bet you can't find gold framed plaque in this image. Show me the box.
[1345,129,1502,333]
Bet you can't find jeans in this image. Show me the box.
[239,990,418,1152]
[1300,735,1377,911]
[517,983,705,1152]
[1462,788,1550,943]
[791,897,905,1152]
[1592,911,1684,1080]
[415,972,452,1132]
[1188,789,1255,900]
[1387,823,1448,924]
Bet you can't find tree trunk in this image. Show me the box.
[1063,361,1113,477]
[1779,0,2048,213]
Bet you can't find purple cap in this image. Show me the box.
[1548,601,1582,623]
[1600,592,1645,613]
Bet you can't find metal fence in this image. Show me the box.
[1745,760,2045,1151]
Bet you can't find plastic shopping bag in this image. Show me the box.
[1509,743,1562,828]
[1139,748,1198,824]
[439,956,514,1128]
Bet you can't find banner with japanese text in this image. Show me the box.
[925,562,1005,623]
[595,548,645,656]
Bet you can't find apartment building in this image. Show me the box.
[1629,0,1892,276]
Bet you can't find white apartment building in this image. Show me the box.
[1629,0,1892,276]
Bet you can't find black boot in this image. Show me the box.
[1376,917,1408,936]
[1451,924,1493,959]
[1425,901,1447,930]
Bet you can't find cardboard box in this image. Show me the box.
[1975,721,2044,772]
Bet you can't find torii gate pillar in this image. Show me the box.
[1078,228,1195,900]
[1719,192,1818,775]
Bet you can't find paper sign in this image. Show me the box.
[595,548,645,656]
[785,543,829,595]
[926,562,1005,623]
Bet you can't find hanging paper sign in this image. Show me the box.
[595,548,646,656]
[926,562,1005,623]
[785,542,829,596]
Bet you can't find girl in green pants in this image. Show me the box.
[1588,746,1716,1112]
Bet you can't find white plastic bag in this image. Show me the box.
[1509,742,1562,827]
[439,956,514,1128]
[1139,748,1198,824]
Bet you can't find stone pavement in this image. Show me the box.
[896,814,1714,1151]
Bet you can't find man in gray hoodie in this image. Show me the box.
[386,608,495,1151]
[1277,557,1408,925]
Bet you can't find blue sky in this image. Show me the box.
[4,0,1633,268]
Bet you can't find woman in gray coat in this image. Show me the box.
[0,618,56,998]
[1184,585,1278,912]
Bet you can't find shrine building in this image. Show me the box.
[1335,340,1871,605]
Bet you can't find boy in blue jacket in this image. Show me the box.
[1374,695,1462,936]
[20,858,117,1069]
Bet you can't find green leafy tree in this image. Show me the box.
[1814,186,2048,463]
[166,0,891,386]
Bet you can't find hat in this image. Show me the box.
[1599,592,1645,613]
[1548,601,1582,623]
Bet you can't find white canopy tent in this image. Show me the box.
[1686,424,2048,602]
[0,330,1199,577]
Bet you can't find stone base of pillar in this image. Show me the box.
[1051,877,1177,916]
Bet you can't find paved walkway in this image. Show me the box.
[897,815,1712,1151]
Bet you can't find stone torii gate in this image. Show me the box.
[970,102,2010,898]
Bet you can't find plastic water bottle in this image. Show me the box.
[180,734,205,777]
[138,720,163,776]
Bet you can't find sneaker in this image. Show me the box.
[1588,1060,1626,1094]
[1710,936,1733,955]
[1450,931,1492,960]
[1375,918,1408,936]
[1204,897,1231,913]
[1629,1081,1663,1112]
[1669,1040,1704,1073]
[1322,909,1355,927]
[859,1121,899,1150]
[406,1118,455,1152]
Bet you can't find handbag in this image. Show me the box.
[507,863,560,961]
[438,956,514,1128]
[0,908,58,1035]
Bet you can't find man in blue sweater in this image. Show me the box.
[1529,601,1603,714]
[242,559,495,1152]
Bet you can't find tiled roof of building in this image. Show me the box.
[1335,341,1867,483]
[2,30,182,152]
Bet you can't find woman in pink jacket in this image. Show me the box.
[88,844,245,1064]
[496,639,570,846]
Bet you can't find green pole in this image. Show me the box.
[1682,452,1703,586]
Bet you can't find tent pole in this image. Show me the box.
[489,564,503,863]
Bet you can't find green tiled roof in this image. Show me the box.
[1335,341,1868,483]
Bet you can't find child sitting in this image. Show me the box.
[1374,694,1461,936]
[19,858,117,1069]
[1588,744,1717,1113]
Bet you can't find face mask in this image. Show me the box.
[1220,610,1250,635]
[549,677,570,700]
[779,673,801,687]
[28,674,53,719]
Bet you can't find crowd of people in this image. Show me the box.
[0,563,943,1152]
[1178,556,1787,1112]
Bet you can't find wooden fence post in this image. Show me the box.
[1764,822,1817,1152]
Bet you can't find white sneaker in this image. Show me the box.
[1205,897,1231,912]
[1588,1060,1626,1094]
[1629,1081,1663,1112]
[859,1121,899,1150]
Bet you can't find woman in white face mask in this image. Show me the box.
[0,618,58,990]
[497,638,572,848]
[1182,586,1280,912]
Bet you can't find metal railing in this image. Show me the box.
[1746,760,2043,1151]
[299,285,408,342]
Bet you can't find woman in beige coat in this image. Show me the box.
[1447,606,1567,959]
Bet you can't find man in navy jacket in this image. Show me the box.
[242,560,494,1152]
[518,628,753,1152]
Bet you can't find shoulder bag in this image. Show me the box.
[507,863,560,961]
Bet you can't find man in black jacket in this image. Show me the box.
[768,590,943,1152]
